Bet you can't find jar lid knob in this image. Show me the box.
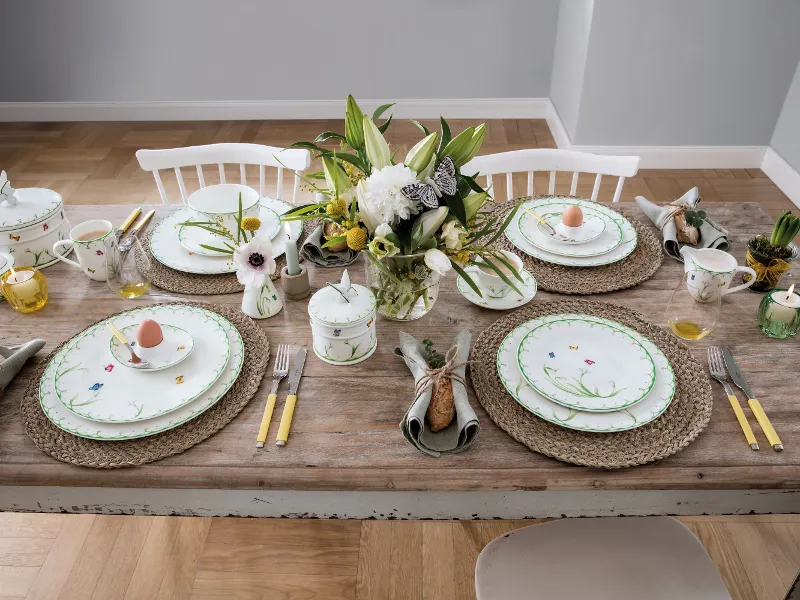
[0,171,17,207]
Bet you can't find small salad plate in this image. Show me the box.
[457,269,537,310]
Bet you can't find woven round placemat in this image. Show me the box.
[20,302,269,468]
[135,219,316,295]
[491,197,663,294]
[470,299,712,469]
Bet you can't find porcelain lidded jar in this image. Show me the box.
[0,172,71,269]
[308,269,377,365]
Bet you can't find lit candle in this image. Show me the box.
[5,268,40,301]
[284,222,301,276]
[765,284,800,324]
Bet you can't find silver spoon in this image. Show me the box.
[106,323,152,369]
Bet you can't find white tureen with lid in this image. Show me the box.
[0,171,72,268]
[308,269,377,365]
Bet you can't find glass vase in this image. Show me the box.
[364,253,441,321]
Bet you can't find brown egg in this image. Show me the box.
[136,319,163,349]
[561,205,584,227]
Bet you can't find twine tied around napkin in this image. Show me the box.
[397,331,479,457]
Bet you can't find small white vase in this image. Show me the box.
[241,278,283,319]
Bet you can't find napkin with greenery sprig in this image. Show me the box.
[395,331,479,457]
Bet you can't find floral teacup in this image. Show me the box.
[470,251,524,298]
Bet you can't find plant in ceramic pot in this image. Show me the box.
[745,210,800,292]
[281,96,523,321]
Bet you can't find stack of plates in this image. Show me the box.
[149,195,301,275]
[39,305,244,440]
[496,313,675,432]
[505,197,638,267]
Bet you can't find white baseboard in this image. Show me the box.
[0,98,550,122]
[761,147,800,209]
[545,100,767,169]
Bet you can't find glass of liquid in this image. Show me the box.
[106,234,152,298]
[666,270,721,341]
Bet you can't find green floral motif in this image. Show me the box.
[318,338,375,363]
[542,364,625,399]
[26,247,59,268]
[256,284,277,317]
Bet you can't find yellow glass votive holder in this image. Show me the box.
[1,267,48,313]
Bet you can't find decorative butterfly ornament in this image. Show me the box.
[401,156,457,209]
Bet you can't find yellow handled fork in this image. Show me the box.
[256,344,289,448]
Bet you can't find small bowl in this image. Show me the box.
[110,324,194,372]
[187,183,260,234]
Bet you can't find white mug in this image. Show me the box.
[53,220,113,281]
[471,251,524,298]
[680,247,756,303]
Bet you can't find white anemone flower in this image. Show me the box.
[233,236,275,288]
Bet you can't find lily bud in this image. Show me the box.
[363,116,391,170]
[411,206,449,250]
[417,155,436,182]
[322,156,352,197]
[460,124,487,167]
[405,132,438,174]
[345,95,365,150]
[440,126,475,167]
[463,191,490,221]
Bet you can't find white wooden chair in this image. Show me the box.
[135,143,311,205]
[475,517,731,599]
[462,149,640,203]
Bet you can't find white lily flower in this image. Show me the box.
[356,179,379,234]
[424,248,452,276]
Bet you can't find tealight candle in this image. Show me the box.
[758,284,800,339]
[1,266,48,313]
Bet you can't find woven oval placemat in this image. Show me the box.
[491,196,663,294]
[135,219,316,295]
[470,299,712,469]
[20,302,269,468]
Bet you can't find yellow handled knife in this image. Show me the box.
[276,346,307,447]
[723,347,783,451]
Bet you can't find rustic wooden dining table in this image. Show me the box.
[1,202,798,518]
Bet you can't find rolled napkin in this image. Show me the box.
[301,224,359,267]
[0,339,45,397]
[396,331,479,457]
[636,187,729,262]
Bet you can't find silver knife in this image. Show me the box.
[276,346,307,447]
[723,347,783,451]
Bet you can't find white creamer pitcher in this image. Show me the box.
[680,247,756,302]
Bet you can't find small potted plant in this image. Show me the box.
[746,210,800,292]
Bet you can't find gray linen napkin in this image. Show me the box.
[0,339,45,396]
[397,331,479,457]
[635,187,729,262]
[301,224,359,268]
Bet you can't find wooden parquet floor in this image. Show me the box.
[0,513,798,600]
[0,120,794,217]
[0,120,797,599]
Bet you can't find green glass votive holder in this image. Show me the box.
[758,287,800,339]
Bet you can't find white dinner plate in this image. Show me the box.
[54,305,230,423]
[177,206,281,257]
[40,310,244,440]
[150,197,301,275]
[505,197,638,267]
[520,207,622,257]
[517,317,656,412]
[496,313,675,432]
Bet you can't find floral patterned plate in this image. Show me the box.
[39,309,244,440]
[177,205,282,257]
[456,269,537,310]
[497,313,675,432]
[53,305,230,423]
[505,197,638,267]
[150,197,301,275]
[517,317,656,412]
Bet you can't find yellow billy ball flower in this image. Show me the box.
[240,216,261,232]
[346,226,368,251]
[326,197,347,218]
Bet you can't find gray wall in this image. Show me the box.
[0,0,559,102]
[771,59,800,171]
[549,0,594,140]
[572,0,800,146]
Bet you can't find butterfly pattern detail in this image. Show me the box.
[104,364,114,372]
[401,156,457,209]
[585,359,595,365]
[177,345,185,351]
[9,234,20,241]
[569,346,578,350]
[548,352,555,358]
[175,376,184,384]
[87,268,95,273]
[89,383,103,391]
[96,250,103,256]
[43,223,49,232]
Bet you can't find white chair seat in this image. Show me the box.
[475,517,731,600]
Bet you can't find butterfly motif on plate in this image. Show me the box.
[401,156,457,209]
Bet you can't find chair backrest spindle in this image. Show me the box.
[276,167,284,200]
[218,163,226,184]
[527,171,534,196]
[196,165,205,188]
[591,174,603,202]
[570,172,579,196]
[548,171,556,195]
[239,164,247,185]
[174,167,188,203]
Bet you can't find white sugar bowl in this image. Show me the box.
[308,270,377,365]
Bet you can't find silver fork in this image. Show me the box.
[707,346,759,450]
[256,344,290,448]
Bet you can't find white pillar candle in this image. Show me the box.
[284,222,301,276]
[5,269,40,301]
[765,285,800,324]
